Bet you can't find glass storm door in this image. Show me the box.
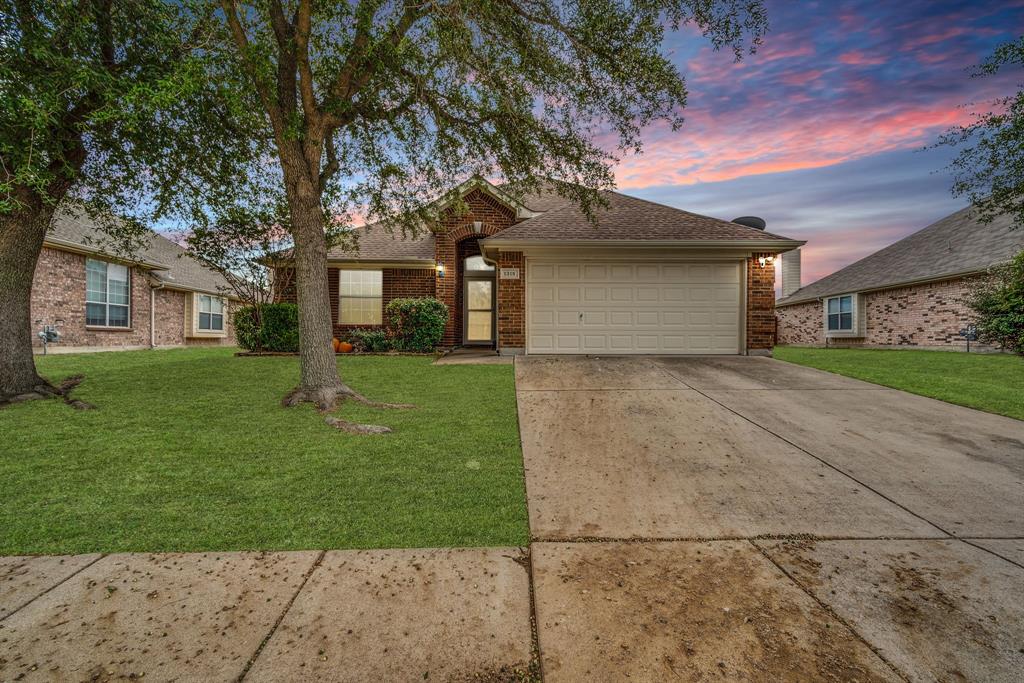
[465,278,495,344]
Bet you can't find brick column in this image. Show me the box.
[746,254,777,352]
[496,251,525,353]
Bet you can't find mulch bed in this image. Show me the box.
[235,351,438,357]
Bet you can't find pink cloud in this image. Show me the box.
[837,50,886,66]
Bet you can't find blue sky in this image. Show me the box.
[612,0,1023,285]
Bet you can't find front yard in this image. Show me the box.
[0,348,528,555]
[774,346,1024,420]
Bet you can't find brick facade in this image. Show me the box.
[776,276,981,349]
[273,189,783,355]
[746,253,777,351]
[433,189,517,347]
[30,245,236,352]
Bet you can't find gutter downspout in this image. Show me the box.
[150,281,165,349]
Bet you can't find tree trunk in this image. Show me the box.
[289,192,345,404]
[0,198,58,399]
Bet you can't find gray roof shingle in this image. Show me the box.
[778,206,1024,306]
[325,223,435,261]
[48,209,234,296]
[487,190,797,242]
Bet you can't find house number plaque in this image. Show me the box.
[499,268,520,280]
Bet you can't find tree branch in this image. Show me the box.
[219,0,287,137]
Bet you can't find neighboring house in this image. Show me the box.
[275,177,804,355]
[31,208,238,353]
[776,206,1024,349]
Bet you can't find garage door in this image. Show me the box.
[527,260,742,354]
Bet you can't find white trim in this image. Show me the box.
[85,257,132,329]
[482,238,804,253]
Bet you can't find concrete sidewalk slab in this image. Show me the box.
[246,547,533,683]
[515,356,683,391]
[967,539,1024,565]
[0,554,100,620]
[705,387,1024,536]
[0,551,318,682]
[531,540,898,682]
[518,388,936,539]
[653,355,872,390]
[757,539,1024,683]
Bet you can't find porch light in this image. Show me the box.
[436,264,446,278]
[758,255,776,268]
[472,220,483,234]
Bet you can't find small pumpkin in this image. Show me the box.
[338,341,354,353]
[331,337,342,353]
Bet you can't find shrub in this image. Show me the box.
[967,250,1024,354]
[234,303,300,352]
[348,328,391,352]
[385,297,449,352]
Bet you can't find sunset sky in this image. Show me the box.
[620,0,1024,287]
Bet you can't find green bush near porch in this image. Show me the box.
[0,348,528,555]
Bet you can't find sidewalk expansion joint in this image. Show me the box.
[237,549,326,682]
[0,553,106,623]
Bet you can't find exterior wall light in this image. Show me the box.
[472,221,483,234]
[758,255,776,268]
[436,264,446,278]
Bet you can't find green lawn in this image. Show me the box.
[774,346,1024,420]
[0,348,528,555]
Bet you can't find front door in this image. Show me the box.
[464,277,496,345]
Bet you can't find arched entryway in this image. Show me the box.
[456,238,496,347]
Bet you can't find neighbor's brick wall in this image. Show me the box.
[746,254,777,350]
[31,245,235,351]
[497,251,525,350]
[776,276,980,348]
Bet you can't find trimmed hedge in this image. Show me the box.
[234,303,300,352]
[384,297,449,352]
[348,328,391,353]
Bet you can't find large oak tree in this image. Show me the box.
[0,0,253,401]
[198,0,767,411]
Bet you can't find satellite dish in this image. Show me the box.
[732,216,766,230]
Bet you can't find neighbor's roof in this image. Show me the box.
[484,190,799,244]
[47,208,235,296]
[777,206,1024,307]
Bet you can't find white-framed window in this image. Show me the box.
[198,295,225,332]
[86,258,130,328]
[826,294,853,332]
[339,270,382,325]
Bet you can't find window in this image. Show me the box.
[826,295,853,331]
[198,295,225,332]
[86,258,130,328]
[339,270,382,325]
[464,255,494,272]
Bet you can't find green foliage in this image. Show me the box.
[385,298,449,352]
[348,328,392,353]
[184,0,768,237]
[938,37,1024,225]
[235,303,300,353]
[967,250,1024,354]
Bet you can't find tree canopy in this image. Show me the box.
[939,36,1024,226]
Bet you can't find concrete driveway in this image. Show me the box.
[517,355,1024,681]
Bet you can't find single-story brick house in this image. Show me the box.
[276,178,804,355]
[30,209,238,353]
[776,206,1023,349]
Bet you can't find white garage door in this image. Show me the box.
[527,260,742,354]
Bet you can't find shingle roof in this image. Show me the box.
[778,206,1024,306]
[486,191,798,242]
[48,208,234,296]
[325,223,435,261]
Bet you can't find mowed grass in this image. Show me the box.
[0,348,528,555]
[774,346,1024,421]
